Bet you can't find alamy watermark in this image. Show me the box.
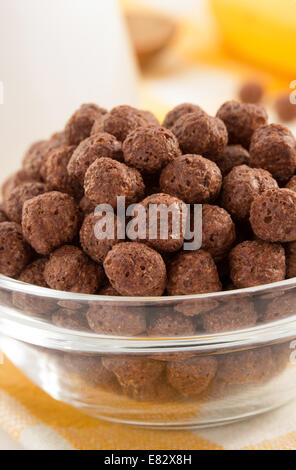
[93,196,202,251]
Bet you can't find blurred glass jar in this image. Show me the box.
[0,0,139,180]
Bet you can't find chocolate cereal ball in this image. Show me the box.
[160,154,222,204]
[134,193,187,253]
[13,258,56,315]
[123,125,181,174]
[22,191,80,255]
[201,205,236,261]
[104,242,167,297]
[102,356,164,400]
[65,103,107,145]
[40,145,82,198]
[238,81,264,104]
[52,309,89,330]
[162,103,205,129]
[249,124,296,183]
[201,298,258,333]
[80,212,121,264]
[0,222,32,277]
[261,292,296,322]
[220,165,278,221]
[172,112,228,158]
[286,241,296,278]
[2,170,38,200]
[44,245,104,294]
[250,188,296,243]
[216,100,268,148]
[22,138,62,181]
[64,354,118,390]
[167,250,222,296]
[100,105,150,142]
[147,310,196,337]
[84,157,145,209]
[286,176,296,193]
[167,357,218,397]
[214,145,250,176]
[4,182,48,223]
[67,133,123,185]
[86,303,146,336]
[230,240,286,289]
[217,348,273,384]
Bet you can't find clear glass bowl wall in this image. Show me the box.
[0,275,296,429]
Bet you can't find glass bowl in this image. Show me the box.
[1,274,296,429]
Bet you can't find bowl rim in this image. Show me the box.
[1,275,296,353]
[1,274,296,303]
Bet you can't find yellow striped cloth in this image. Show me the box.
[1,357,296,450]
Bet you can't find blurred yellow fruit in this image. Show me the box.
[211,0,296,77]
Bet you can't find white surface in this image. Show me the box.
[0,428,23,450]
[0,0,139,179]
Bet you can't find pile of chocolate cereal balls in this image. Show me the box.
[1,100,296,337]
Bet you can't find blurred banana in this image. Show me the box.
[210,0,296,77]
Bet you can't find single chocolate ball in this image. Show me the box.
[172,112,228,158]
[22,191,80,255]
[103,242,167,297]
[52,309,89,330]
[40,145,82,198]
[238,81,264,104]
[44,245,104,294]
[80,212,121,264]
[123,125,181,174]
[13,258,56,315]
[286,175,296,193]
[167,357,218,397]
[133,193,188,253]
[65,103,107,145]
[216,100,268,148]
[67,133,123,185]
[214,144,250,176]
[250,188,296,242]
[274,93,296,122]
[167,250,222,296]
[140,110,160,126]
[147,310,196,337]
[201,204,236,261]
[262,292,296,322]
[86,302,147,336]
[160,154,222,204]
[84,157,145,208]
[2,170,38,200]
[220,165,278,221]
[64,354,118,391]
[162,103,205,129]
[22,138,62,181]
[4,182,48,223]
[230,240,286,288]
[103,356,165,400]
[0,222,32,277]
[249,124,296,183]
[217,348,273,384]
[286,241,296,278]
[100,105,150,142]
[201,298,258,333]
